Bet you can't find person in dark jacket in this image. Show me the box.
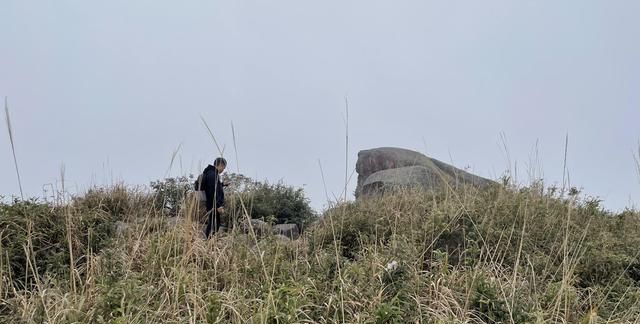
[196,157,228,238]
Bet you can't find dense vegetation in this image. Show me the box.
[151,174,316,229]
[1,178,639,323]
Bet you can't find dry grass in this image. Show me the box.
[1,180,639,323]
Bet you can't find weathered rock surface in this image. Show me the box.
[272,223,300,239]
[356,147,494,198]
[239,219,270,236]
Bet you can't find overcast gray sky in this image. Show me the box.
[2,1,639,211]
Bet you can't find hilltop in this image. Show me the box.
[1,175,639,323]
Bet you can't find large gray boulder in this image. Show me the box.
[356,147,494,198]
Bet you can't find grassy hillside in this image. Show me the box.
[1,181,639,323]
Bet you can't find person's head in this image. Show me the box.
[213,157,227,173]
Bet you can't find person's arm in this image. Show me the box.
[203,173,216,212]
[216,183,224,209]
[206,172,225,212]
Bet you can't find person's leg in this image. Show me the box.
[198,200,208,224]
[204,210,214,238]
[213,211,221,234]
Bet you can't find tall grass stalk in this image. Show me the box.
[4,97,24,200]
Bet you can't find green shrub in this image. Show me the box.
[150,176,193,216]
[471,275,508,322]
[0,186,142,293]
[228,179,316,229]
[0,199,70,290]
[151,174,317,229]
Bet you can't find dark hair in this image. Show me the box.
[214,157,227,167]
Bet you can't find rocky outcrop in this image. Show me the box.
[239,219,270,236]
[238,220,301,240]
[356,147,494,198]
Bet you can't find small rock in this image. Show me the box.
[272,223,300,240]
[115,221,130,235]
[240,219,270,236]
[385,261,398,271]
[274,234,291,242]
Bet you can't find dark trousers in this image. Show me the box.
[204,209,221,238]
